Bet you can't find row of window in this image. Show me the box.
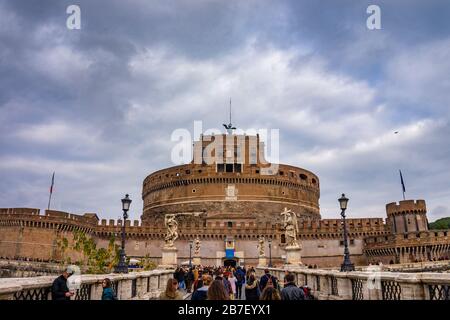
[145,177,319,196]
[217,163,242,173]
[145,167,318,186]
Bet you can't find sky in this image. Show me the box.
[0,0,449,222]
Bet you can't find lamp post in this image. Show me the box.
[115,194,131,273]
[339,193,355,272]
[189,240,193,268]
[268,238,272,268]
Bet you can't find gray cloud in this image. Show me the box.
[0,1,449,222]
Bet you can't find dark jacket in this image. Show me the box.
[102,287,117,300]
[51,275,70,301]
[191,286,208,300]
[281,283,305,300]
[176,270,186,283]
[234,269,245,285]
[186,270,194,282]
[245,281,260,300]
[259,274,278,291]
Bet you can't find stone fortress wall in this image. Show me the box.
[0,208,95,263]
[1,206,437,268]
[1,134,449,268]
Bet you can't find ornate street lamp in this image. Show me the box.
[189,240,193,268]
[115,194,131,273]
[268,238,273,268]
[339,194,354,272]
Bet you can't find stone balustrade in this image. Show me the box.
[0,269,174,300]
[256,267,450,300]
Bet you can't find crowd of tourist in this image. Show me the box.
[159,266,312,300]
[49,264,312,301]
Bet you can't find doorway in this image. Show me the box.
[223,259,237,267]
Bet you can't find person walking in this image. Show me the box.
[101,278,118,300]
[280,273,305,300]
[159,278,184,300]
[259,269,279,292]
[228,272,237,300]
[207,279,230,300]
[244,274,260,301]
[191,275,212,300]
[51,267,75,300]
[176,267,186,290]
[185,268,194,293]
[222,273,232,298]
[234,266,245,299]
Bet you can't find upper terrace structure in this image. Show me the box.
[142,133,321,227]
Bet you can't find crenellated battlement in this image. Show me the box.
[0,208,40,215]
[0,208,100,231]
[386,200,427,216]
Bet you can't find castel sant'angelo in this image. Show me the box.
[1,124,449,268]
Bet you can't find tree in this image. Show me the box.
[68,231,120,274]
[138,254,157,271]
[429,217,450,230]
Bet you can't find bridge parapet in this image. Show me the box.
[256,267,450,300]
[0,269,174,300]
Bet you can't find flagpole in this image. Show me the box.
[47,191,52,210]
[48,172,55,211]
[399,170,406,201]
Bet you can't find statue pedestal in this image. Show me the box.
[193,256,201,266]
[284,245,303,267]
[258,256,267,267]
[158,246,178,269]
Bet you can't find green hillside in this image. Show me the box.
[429,217,450,230]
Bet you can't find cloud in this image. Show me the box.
[430,206,450,221]
[0,1,449,224]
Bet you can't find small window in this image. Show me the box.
[176,172,180,177]
[255,169,260,174]
[198,170,202,173]
[281,234,286,243]
[185,170,191,174]
[350,239,355,245]
[279,171,284,176]
[312,178,317,184]
[226,164,233,172]
[339,240,344,246]
[192,189,196,193]
[227,221,233,228]
[299,174,307,181]
[217,164,225,172]
[234,163,242,172]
